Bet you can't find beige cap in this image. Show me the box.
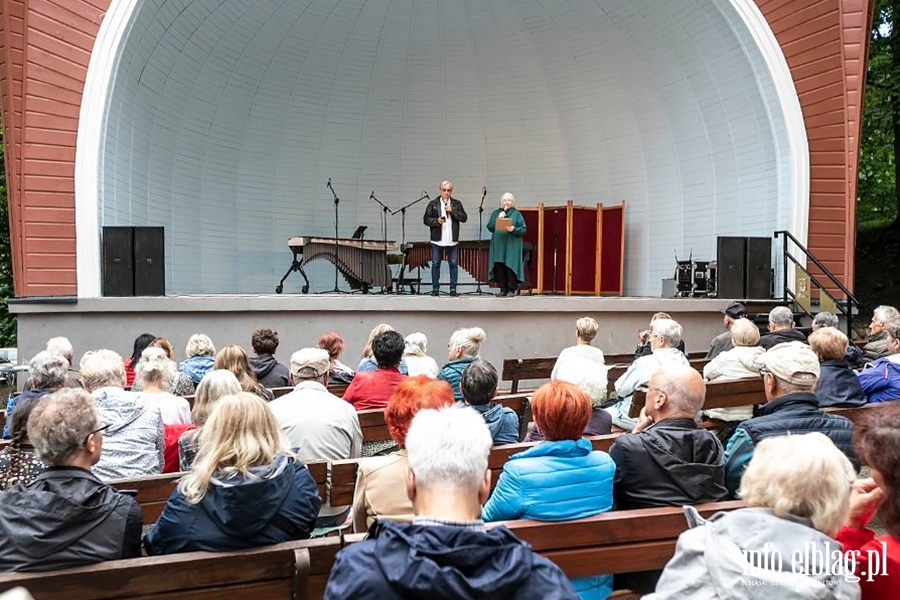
[759,341,820,384]
[290,348,331,379]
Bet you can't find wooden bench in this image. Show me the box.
[630,376,765,419]
[108,461,330,525]
[0,536,342,600]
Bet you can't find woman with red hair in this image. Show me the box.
[318,332,355,385]
[351,375,453,532]
[482,380,615,599]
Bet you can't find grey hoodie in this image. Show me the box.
[647,507,860,600]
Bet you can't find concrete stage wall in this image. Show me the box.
[11,296,743,383]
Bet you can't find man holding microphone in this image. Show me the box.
[423,180,468,296]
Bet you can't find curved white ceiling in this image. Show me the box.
[77,0,803,295]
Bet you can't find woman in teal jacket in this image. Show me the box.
[487,193,527,296]
[483,380,616,600]
[438,327,485,402]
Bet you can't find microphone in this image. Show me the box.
[327,178,332,189]
[370,191,375,200]
[423,190,430,200]
[482,186,487,196]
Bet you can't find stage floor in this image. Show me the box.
[11,295,778,379]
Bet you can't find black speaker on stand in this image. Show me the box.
[716,236,772,299]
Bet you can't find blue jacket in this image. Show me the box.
[470,403,519,445]
[178,355,215,385]
[482,438,616,600]
[3,389,53,439]
[815,359,866,408]
[438,357,477,401]
[324,520,578,600]
[143,456,320,554]
[857,358,900,403]
[357,357,409,375]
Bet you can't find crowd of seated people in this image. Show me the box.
[1,311,900,599]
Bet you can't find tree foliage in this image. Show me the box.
[0,116,16,347]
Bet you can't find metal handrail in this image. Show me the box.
[774,230,860,306]
[784,251,851,317]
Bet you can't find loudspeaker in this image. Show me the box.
[716,237,746,299]
[102,226,165,296]
[745,237,772,299]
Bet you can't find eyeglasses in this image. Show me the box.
[758,367,771,378]
[85,423,110,444]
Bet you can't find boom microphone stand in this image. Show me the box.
[369,192,392,293]
[465,185,491,295]
[325,178,348,294]
[391,191,431,295]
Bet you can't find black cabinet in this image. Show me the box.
[102,227,165,296]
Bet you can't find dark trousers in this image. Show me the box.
[431,243,459,291]
[493,262,517,294]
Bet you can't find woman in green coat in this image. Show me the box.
[487,193,527,296]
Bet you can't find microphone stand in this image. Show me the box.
[369,192,392,293]
[391,192,430,295]
[325,179,347,294]
[466,186,490,296]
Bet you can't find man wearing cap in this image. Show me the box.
[706,301,746,360]
[268,348,362,463]
[722,341,858,496]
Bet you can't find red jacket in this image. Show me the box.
[342,368,406,410]
[835,526,900,599]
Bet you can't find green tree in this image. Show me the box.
[0,116,16,347]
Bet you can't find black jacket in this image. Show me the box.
[758,328,807,350]
[0,467,141,572]
[323,520,578,600]
[424,198,468,243]
[815,359,867,408]
[249,355,290,388]
[741,392,858,469]
[608,418,728,511]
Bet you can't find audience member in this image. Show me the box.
[80,349,164,480]
[0,389,142,572]
[319,332,355,384]
[131,337,195,396]
[609,318,690,430]
[551,316,605,380]
[705,302,746,360]
[179,334,216,384]
[324,406,578,600]
[527,357,611,441]
[269,348,361,462]
[758,306,806,349]
[45,336,81,388]
[635,312,687,359]
[3,351,67,439]
[343,330,407,410]
[357,324,409,375]
[809,326,866,408]
[461,360,518,445]
[402,332,440,378]
[248,328,290,388]
[862,305,900,362]
[178,369,241,471]
[214,344,273,401]
[133,348,192,425]
[723,342,857,495]
[352,376,454,532]
[813,312,864,369]
[483,380,616,599]
[610,366,727,594]
[647,433,859,599]
[0,396,46,490]
[836,403,900,598]
[438,327,486,402]
[144,392,320,554]
[857,319,900,403]
[124,333,156,388]
[702,318,764,421]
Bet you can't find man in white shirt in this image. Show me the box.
[423,180,468,296]
[268,348,362,463]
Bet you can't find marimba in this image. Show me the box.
[399,240,534,292]
[276,236,397,294]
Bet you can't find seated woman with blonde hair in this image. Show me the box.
[178,369,242,470]
[214,345,274,401]
[648,433,859,600]
[144,392,321,554]
[702,318,765,421]
[352,375,454,532]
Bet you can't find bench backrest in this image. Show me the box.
[0,536,341,600]
[630,376,765,419]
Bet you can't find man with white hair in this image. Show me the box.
[268,348,362,462]
[323,406,578,600]
[758,305,806,349]
[607,318,690,430]
[423,180,468,297]
[46,337,81,388]
[3,351,69,439]
[723,342,858,495]
[862,304,900,361]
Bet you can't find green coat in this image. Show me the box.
[487,207,527,283]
